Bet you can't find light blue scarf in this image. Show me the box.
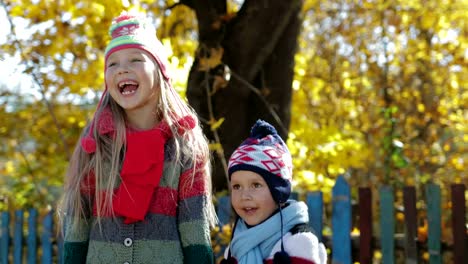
[229,200,309,264]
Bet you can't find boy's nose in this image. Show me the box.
[240,190,252,200]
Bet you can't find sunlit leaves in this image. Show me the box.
[0,0,202,209]
[289,0,467,190]
[0,0,466,210]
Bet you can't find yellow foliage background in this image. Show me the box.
[0,0,466,213]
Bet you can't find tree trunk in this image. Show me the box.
[186,0,304,192]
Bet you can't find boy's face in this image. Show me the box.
[230,170,278,226]
[105,48,160,115]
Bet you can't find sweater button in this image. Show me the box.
[124,238,133,247]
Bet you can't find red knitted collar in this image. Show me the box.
[79,107,196,223]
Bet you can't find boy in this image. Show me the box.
[221,120,327,264]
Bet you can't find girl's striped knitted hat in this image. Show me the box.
[104,11,170,80]
[80,11,172,154]
[228,120,293,203]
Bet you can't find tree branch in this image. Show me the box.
[190,0,227,46]
[223,0,303,82]
[229,70,288,136]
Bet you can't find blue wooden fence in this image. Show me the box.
[0,176,466,264]
[0,209,58,264]
[380,186,394,264]
[331,176,351,264]
[214,176,467,264]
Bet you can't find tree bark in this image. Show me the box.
[186,0,304,192]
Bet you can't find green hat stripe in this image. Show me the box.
[109,18,141,34]
[104,35,146,55]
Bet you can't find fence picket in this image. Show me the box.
[306,191,323,242]
[426,183,441,264]
[331,175,351,264]
[57,233,64,264]
[41,211,53,264]
[403,186,418,264]
[451,184,466,264]
[13,210,23,264]
[1,212,10,264]
[380,186,394,264]
[358,187,372,264]
[217,196,231,227]
[0,180,465,263]
[27,209,38,264]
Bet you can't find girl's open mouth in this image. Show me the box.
[118,80,139,95]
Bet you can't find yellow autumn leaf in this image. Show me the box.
[209,143,223,152]
[421,13,437,29]
[5,161,15,174]
[209,118,225,131]
[198,47,224,71]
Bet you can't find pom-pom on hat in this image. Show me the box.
[228,120,293,204]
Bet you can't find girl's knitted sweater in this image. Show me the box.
[63,136,214,264]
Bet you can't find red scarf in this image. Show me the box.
[80,110,196,224]
[113,126,170,224]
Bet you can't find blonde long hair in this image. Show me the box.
[60,65,217,233]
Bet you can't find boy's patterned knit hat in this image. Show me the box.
[80,11,173,154]
[228,120,293,204]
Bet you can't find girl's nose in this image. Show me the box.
[117,63,129,74]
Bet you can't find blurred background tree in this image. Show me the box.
[0,0,466,213]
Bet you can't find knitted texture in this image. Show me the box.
[80,11,172,154]
[63,241,89,264]
[224,223,327,264]
[112,125,169,224]
[228,120,293,203]
[264,231,327,264]
[63,137,214,264]
[105,12,170,80]
[226,201,308,264]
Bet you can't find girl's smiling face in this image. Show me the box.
[105,48,160,114]
[230,170,278,226]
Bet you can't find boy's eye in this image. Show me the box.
[253,182,262,188]
[231,184,240,190]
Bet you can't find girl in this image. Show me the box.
[60,12,216,264]
[221,120,327,264]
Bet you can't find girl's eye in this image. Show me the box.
[253,183,262,188]
[131,58,143,62]
[231,184,240,190]
[107,62,116,67]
